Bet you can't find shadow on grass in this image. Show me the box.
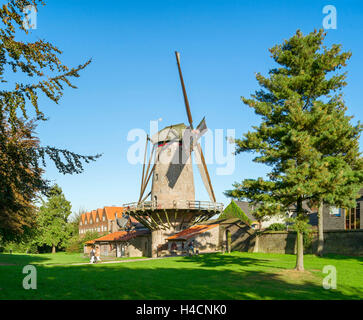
[318,254,363,264]
[0,253,50,265]
[177,252,272,268]
[0,254,362,300]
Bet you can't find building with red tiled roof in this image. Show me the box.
[162,219,253,256]
[79,206,126,236]
[85,229,151,257]
[82,207,253,258]
[167,224,219,241]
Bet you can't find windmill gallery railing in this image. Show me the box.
[123,200,224,212]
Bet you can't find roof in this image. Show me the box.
[150,123,187,144]
[80,207,140,226]
[167,224,219,241]
[97,208,104,220]
[91,210,97,222]
[92,229,150,242]
[235,200,316,218]
[234,201,258,221]
[103,206,125,220]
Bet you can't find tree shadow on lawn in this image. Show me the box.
[2,259,362,300]
[176,252,273,268]
[318,254,363,264]
[0,253,50,266]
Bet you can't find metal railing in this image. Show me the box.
[123,199,223,212]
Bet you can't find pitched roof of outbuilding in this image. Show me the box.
[92,229,150,243]
[167,224,219,241]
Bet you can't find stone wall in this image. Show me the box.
[160,226,220,256]
[245,229,363,256]
[127,235,151,257]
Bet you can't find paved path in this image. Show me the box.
[68,255,177,266]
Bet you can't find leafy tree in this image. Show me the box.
[35,185,72,253]
[226,29,362,271]
[68,207,86,237]
[66,230,101,254]
[0,119,42,241]
[0,1,100,240]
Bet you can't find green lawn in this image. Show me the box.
[0,252,362,300]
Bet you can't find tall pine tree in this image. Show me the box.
[226,29,362,271]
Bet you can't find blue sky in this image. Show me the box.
[25,0,363,215]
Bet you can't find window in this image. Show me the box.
[96,217,99,222]
[329,207,343,217]
[103,216,105,221]
[80,221,82,226]
[346,203,361,230]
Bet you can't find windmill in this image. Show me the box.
[124,52,223,257]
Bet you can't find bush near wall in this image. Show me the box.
[66,231,103,253]
[265,223,286,231]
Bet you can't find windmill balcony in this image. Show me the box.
[123,199,223,213]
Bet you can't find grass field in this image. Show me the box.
[0,252,362,300]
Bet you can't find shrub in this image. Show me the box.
[3,241,38,253]
[265,223,286,231]
[66,231,101,253]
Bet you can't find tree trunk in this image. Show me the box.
[52,245,56,254]
[317,201,324,256]
[253,234,259,253]
[295,231,304,271]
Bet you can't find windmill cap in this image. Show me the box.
[150,123,187,144]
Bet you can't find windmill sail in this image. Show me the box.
[194,142,216,202]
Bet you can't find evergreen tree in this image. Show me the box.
[35,185,72,253]
[226,29,362,270]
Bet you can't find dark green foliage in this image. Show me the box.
[2,239,38,253]
[219,200,253,225]
[226,29,363,270]
[265,223,286,231]
[66,231,101,253]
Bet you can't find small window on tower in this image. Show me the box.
[155,173,158,181]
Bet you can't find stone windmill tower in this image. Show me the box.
[125,52,223,257]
